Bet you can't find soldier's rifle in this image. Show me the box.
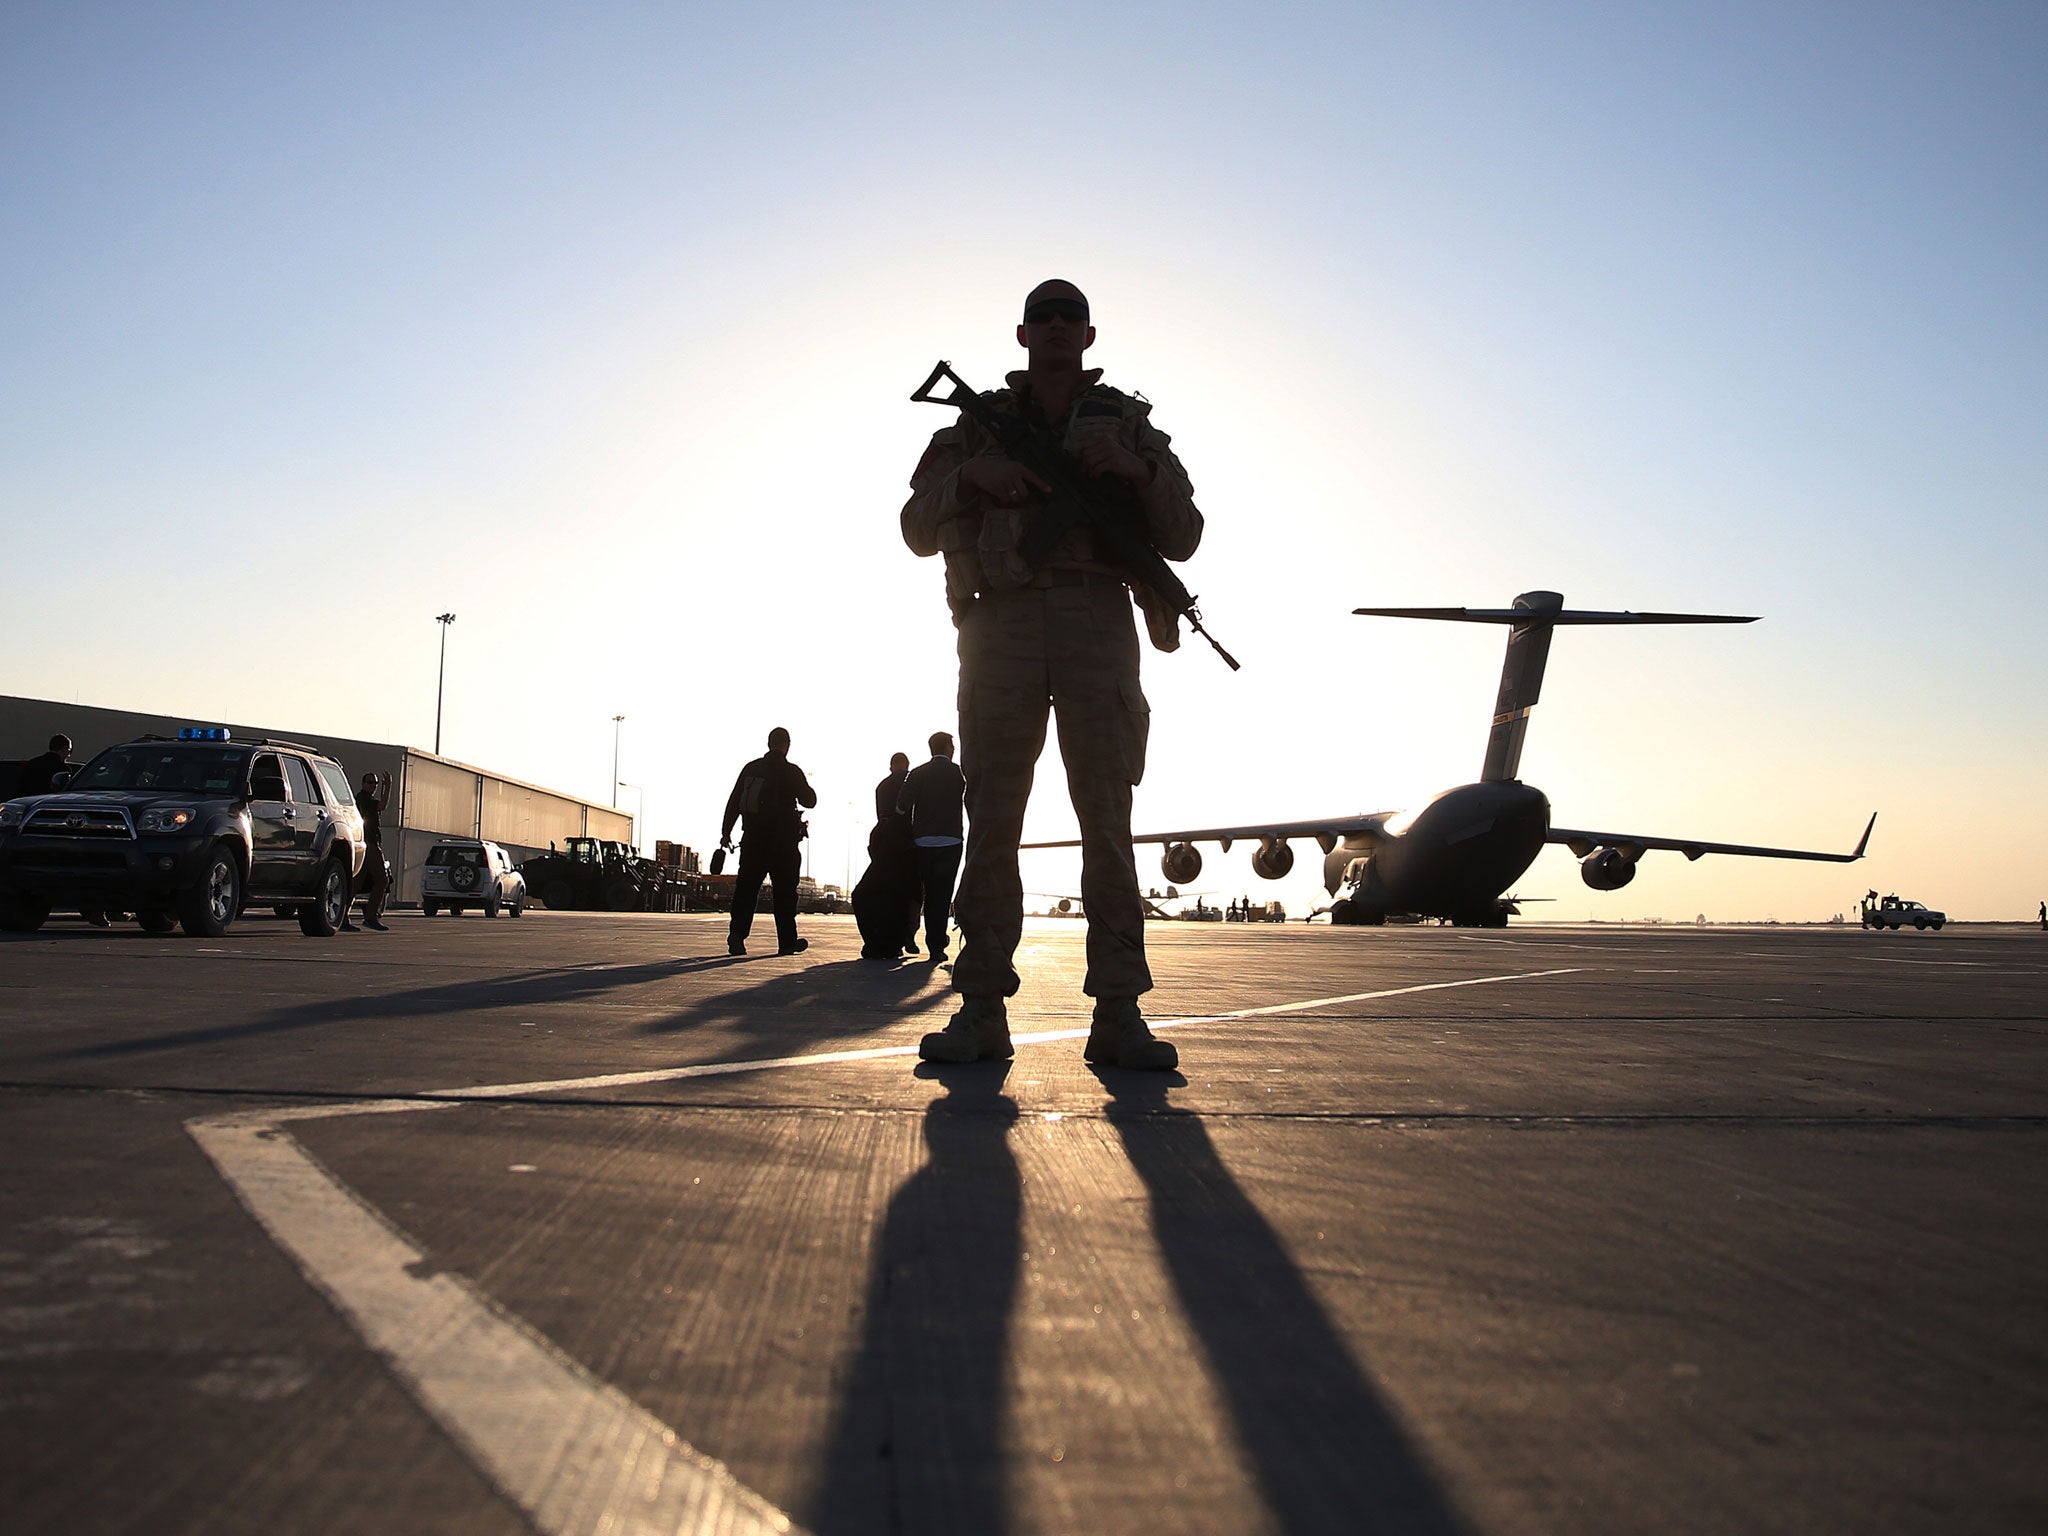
[911,360,1241,670]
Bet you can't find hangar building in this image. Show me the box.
[0,694,632,907]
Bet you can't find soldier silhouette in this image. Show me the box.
[902,280,1202,1070]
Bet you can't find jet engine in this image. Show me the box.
[1161,843,1203,885]
[1251,838,1294,880]
[1580,847,1639,891]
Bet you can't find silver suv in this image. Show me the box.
[422,840,526,917]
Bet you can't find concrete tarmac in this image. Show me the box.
[2,911,2044,1535]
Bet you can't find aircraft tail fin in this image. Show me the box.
[1353,592,1757,782]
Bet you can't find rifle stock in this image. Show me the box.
[910,361,1240,670]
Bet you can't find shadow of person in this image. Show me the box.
[637,957,950,1046]
[812,1063,1021,1536]
[1097,1067,1466,1535]
[46,954,754,1061]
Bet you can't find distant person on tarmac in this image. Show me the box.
[898,732,966,963]
[876,751,918,950]
[720,727,818,956]
[2038,900,2045,931]
[876,752,911,825]
[17,735,73,796]
[856,752,921,961]
[348,771,391,932]
[18,734,115,926]
[877,751,922,955]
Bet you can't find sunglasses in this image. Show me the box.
[1022,301,1089,324]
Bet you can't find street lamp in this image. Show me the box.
[615,781,644,853]
[611,715,625,808]
[433,613,456,756]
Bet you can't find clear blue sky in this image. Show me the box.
[4,2,2043,918]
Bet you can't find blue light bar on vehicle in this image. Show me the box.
[178,727,232,741]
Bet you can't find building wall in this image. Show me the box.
[0,694,630,906]
[389,751,634,903]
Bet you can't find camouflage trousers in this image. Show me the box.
[952,576,1153,1000]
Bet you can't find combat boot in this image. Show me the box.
[918,996,1013,1064]
[1085,998,1178,1071]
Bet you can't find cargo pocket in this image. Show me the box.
[1118,676,1151,786]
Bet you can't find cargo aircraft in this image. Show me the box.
[1026,591,1874,926]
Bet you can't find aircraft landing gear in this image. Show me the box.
[1453,908,1511,929]
[1329,899,1385,926]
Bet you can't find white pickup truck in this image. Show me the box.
[1861,895,1946,931]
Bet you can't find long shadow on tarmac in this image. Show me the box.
[635,957,952,1045]
[1100,1069,1466,1536]
[814,1063,1020,1535]
[45,954,762,1060]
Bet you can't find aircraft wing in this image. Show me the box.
[1022,813,1398,852]
[1547,812,1876,864]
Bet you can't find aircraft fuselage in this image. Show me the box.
[1335,780,1550,925]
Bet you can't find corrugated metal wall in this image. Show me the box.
[403,756,480,838]
[391,752,634,903]
[481,777,586,850]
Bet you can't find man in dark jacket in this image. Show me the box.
[14,734,117,927]
[720,727,818,956]
[875,753,910,824]
[17,735,73,796]
[860,751,920,958]
[855,751,919,961]
[898,732,966,962]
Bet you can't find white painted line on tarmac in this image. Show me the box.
[1160,967,1581,1027]
[188,1107,801,1536]
[427,967,1583,1100]
[1858,957,2048,971]
[1455,935,1609,950]
[181,963,1577,1536]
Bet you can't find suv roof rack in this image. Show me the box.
[122,733,329,757]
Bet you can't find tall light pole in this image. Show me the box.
[433,613,456,756]
[611,715,625,808]
[616,780,643,853]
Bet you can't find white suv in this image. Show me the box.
[422,840,527,917]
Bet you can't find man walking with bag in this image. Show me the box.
[719,727,818,957]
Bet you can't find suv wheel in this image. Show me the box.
[180,847,242,938]
[0,889,50,933]
[298,858,351,937]
[484,889,502,918]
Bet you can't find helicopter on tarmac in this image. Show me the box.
[1025,591,1873,927]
